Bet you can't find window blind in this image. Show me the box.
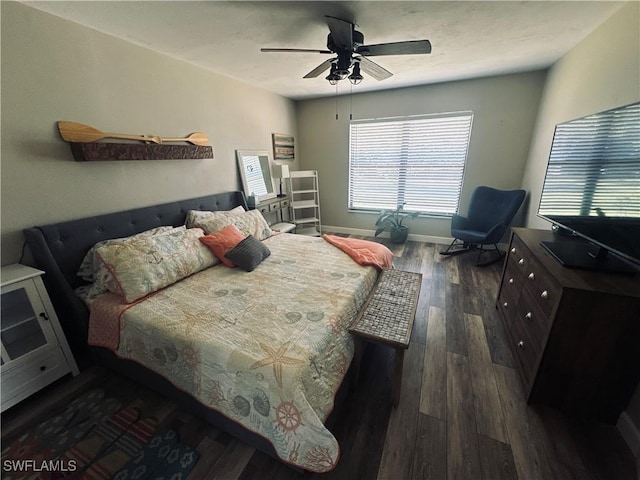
[349,112,473,215]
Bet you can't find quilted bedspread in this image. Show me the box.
[87,233,378,472]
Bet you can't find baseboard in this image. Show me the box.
[617,411,640,459]
[322,225,452,245]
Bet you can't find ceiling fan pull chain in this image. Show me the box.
[350,83,353,121]
[335,83,339,120]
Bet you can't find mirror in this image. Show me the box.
[236,149,276,202]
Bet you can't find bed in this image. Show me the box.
[23,191,380,473]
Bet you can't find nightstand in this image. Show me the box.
[251,196,296,233]
[1,264,79,411]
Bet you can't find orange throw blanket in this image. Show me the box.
[323,234,393,270]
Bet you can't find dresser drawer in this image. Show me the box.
[522,256,561,318]
[257,205,270,215]
[508,234,530,273]
[516,286,550,351]
[498,261,523,325]
[268,202,281,212]
[1,347,69,409]
[509,311,538,385]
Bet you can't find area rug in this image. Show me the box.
[1,389,199,480]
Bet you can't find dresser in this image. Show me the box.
[497,228,640,423]
[1,264,79,411]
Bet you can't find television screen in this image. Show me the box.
[537,101,640,272]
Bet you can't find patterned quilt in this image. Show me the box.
[86,233,378,472]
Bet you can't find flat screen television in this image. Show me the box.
[537,101,640,274]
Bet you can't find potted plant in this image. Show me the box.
[374,204,419,244]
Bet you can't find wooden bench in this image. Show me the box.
[349,269,422,407]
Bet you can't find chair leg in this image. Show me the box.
[440,238,471,256]
[475,244,505,267]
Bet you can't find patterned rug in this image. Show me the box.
[1,389,199,480]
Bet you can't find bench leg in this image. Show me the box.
[351,337,365,392]
[392,348,405,408]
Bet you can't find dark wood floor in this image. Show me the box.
[3,238,637,479]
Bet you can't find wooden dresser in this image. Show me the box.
[497,228,640,423]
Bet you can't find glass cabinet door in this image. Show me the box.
[1,283,54,362]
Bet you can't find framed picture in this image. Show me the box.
[272,133,295,161]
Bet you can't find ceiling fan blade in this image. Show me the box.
[261,48,332,54]
[325,15,353,50]
[358,56,393,81]
[357,40,432,56]
[303,58,335,78]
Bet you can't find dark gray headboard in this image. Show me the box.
[23,191,247,354]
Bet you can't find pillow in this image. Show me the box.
[225,235,271,272]
[96,228,216,303]
[77,226,182,282]
[185,206,245,228]
[199,224,246,267]
[197,209,273,240]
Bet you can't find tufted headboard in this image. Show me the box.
[23,191,247,354]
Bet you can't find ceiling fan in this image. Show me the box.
[261,16,431,85]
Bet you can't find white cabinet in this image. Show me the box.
[1,264,79,411]
[286,170,322,236]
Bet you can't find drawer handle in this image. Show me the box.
[525,312,532,321]
[528,273,535,280]
[517,341,525,349]
[40,365,47,371]
[39,312,49,321]
[541,290,549,300]
[511,247,517,254]
[508,278,514,284]
[518,259,525,266]
[503,302,509,309]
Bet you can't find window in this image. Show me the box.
[349,112,473,216]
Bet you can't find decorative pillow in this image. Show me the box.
[225,235,271,272]
[197,209,273,240]
[96,228,216,303]
[185,206,245,228]
[77,226,182,282]
[199,224,246,267]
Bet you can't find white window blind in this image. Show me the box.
[349,112,473,215]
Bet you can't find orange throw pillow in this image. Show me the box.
[199,224,245,267]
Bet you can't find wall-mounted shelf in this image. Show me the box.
[69,142,214,162]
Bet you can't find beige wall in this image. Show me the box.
[519,1,640,450]
[296,71,546,240]
[1,2,297,265]
[521,2,640,228]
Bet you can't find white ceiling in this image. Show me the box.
[23,1,626,100]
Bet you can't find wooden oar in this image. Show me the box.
[57,122,209,146]
[58,121,161,144]
[161,132,209,146]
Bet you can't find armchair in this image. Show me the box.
[440,186,526,266]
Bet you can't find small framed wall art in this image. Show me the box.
[272,133,294,161]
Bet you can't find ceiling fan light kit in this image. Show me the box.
[261,15,431,86]
[348,62,364,85]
